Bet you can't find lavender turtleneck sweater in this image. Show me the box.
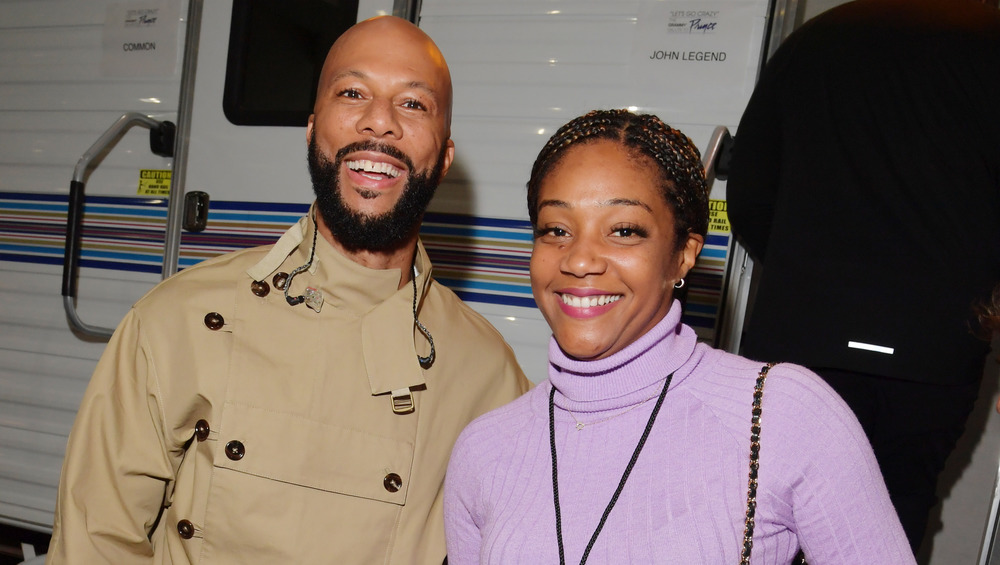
[443,302,914,564]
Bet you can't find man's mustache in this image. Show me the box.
[335,140,415,172]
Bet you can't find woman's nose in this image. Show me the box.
[560,237,607,278]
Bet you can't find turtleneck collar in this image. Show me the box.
[547,300,699,413]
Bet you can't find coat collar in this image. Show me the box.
[246,208,433,395]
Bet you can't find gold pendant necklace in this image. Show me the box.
[568,394,657,430]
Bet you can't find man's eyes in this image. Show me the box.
[402,99,427,111]
[337,88,363,99]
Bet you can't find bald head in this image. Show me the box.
[315,16,452,128]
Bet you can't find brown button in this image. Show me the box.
[250,280,270,297]
[383,473,403,493]
[204,312,224,330]
[225,440,245,461]
[194,419,210,442]
[177,519,195,539]
[272,272,289,290]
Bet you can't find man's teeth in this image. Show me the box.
[346,160,401,178]
[560,294,621,308]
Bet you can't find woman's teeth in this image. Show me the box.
[560,294,621,308]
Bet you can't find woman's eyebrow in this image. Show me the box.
[537,198,652,212]
[601,198,652,212]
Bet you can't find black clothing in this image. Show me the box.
[727,0,1000,550]
[817,368,980,546]
[728,0,1000,385]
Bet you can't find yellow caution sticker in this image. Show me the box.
[138,169,171,196]
[708,199,730,234]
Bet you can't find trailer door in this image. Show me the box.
[0,0,392,545]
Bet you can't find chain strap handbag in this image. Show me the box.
[739,363,807,565]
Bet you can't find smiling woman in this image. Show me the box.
[528,137,702,361]
[442,109,917,565]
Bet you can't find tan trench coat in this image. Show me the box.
[48,213,529,564]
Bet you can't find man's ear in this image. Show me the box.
[306,114,315,145]
[439,138,456,179]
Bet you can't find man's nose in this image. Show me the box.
[357,98,402,139]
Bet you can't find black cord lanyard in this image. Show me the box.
[549,372,674,565]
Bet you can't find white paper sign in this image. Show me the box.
[630,1,766,125]
[102,1,181,77]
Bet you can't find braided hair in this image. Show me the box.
[975,284,1000,339]
[527,109,709,249]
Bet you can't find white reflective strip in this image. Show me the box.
[847,341,895,355]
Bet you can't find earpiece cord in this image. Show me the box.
[412,273,435,368]
[284,218,319,306]
[284,217,434,368]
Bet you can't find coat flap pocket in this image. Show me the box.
[361,290,426,395]
[215,402,414,505]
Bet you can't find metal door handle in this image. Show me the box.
[701,125,733,189]
[62,112,175,339]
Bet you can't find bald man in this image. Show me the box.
[48,16,529,565]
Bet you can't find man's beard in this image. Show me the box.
[308,136,446,253]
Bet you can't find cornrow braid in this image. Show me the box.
[974,284,1000,339]
[527,109,709,248]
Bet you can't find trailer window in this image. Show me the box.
[224,0,359,127]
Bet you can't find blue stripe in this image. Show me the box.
[428,249,530,265]
[435,277,532,295]
[0,202,67,212]
[424,212,531,230]
[420,224,532,241]
[699,247,727,259]
[0,243,62,254]
[209,201,310,213]
[0,192,298,213]
[178,257,203,268]
[81,249,161,263]
[452,290,537,309]
[682,314,716,329]
[206,211,302,224]
[705,233,729,246]
[0,192,67,202]
[80,195,169,207]
[684,302,718,314]
[0,253,63,266]
[80,258,161,274]
[84,205,167,218]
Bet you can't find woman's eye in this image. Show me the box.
[535,226,568,238]
[611,225,648,238]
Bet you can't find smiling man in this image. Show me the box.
[307,16,455,267]
[48,16,528,565]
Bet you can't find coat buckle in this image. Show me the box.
[390,388,414,414]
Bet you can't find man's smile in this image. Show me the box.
[346,159,402,179]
